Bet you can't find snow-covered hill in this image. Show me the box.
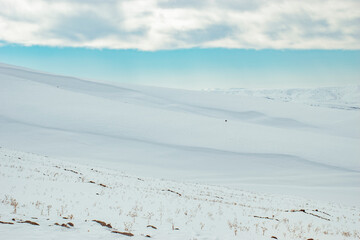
[0,62,360,239]
[207,86,360,110]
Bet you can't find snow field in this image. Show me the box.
[1,147,359,240]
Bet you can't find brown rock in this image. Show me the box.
[93,220,112,228]
[147,225,157,229]
[111,230,134,236]
[20,220,39,226]
[0,221,14,225]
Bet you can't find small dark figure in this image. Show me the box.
[225,119,227,122]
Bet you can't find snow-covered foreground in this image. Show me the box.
[0,62,360,238]
[1,147,359,240]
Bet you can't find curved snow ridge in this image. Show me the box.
[0,114,356,176]
[171,104,315,129]
[0,64,139,96]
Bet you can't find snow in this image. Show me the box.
[1,62,360,239]
[1,147,359,240]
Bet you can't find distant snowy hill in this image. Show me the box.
[206,86,360,110]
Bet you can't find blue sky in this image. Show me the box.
[0,0,359,89]
[0,46,359,89]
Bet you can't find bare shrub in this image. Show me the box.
[10,198,18,213]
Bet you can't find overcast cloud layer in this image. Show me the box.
[0,0,359,50]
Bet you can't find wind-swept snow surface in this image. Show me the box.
[0,62,360,206]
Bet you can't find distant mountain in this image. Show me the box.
[207,86,360,110]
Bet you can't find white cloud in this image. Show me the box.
[0,0,359,50]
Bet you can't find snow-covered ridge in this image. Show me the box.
[1,147,359,240]
[206,86,360,110]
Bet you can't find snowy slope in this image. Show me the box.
[0,61,360,209]
[1,147,359,240]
